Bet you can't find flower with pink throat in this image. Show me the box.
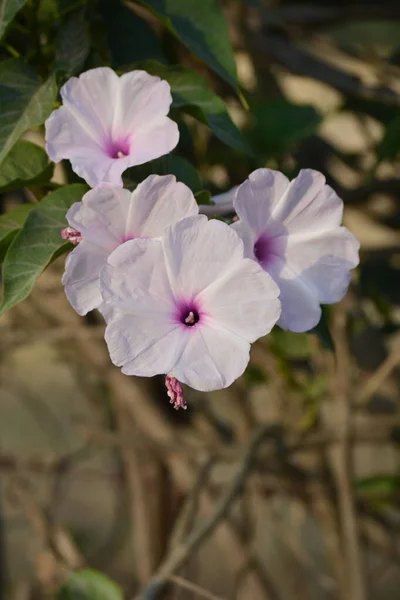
[231,169,359,332]
[45,67,179,187]
[62,174,198,315]
[100,215,281,392]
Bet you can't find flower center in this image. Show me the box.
[254,234,274,266]
[106,138,130,159]
[182,310,199,327]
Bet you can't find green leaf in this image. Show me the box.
[0,59,57,163]
[356,474,400,498]
[195,190,212,205]
[135,61,249,153]
[247,100,322,158]
[0,184,88,315]
[101,0,166,67]
[0,140,53,192]
[376,114,400,163]
[136,0,237,86]
[0,0,27,39]
[57,569,123,600]
[309,308,335,352]
[0,203,34,261]
[125,155,202,193]
[55,9,90,76]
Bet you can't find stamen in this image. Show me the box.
[61,227,82,245]
[117,150,126,159]
[184,311,196,325]
[165,375,187,410]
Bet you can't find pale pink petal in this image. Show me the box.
[100,238,175,315]
[270,262,322,332]
[117,71,173,133]
[45,107,104,163]
[62,242,109,315]
[128,118,179,166]
[171,326,250,392]
[200,258,281,342]
[162,216,245,298]
[234,169,290,235]
[60,67,119,141]
[284,227,359,304]
[128,175,198,237]
[66,187,131,250]
[45,67,179,187]
[272,170,343,234]
[231,220,257,259]
[105,314,185,377]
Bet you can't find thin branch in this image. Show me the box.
[169,575,226,600]
[133,425,275,600]
[329,305,367,600]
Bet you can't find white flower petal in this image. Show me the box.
[60,67,119,141]
[234,169,290,235]
[273,169,343,234]
[285,227,359,304]
[62,242,109,315]
[105,314,185,377]
[101,238,175,315]
[45,67,179,187]
[129,175,198,237]
[117,71,173,132]
[231,219,256,259]
[128,118,179,166]
[271,262,322,332]
[162,216,245,298]
[45,106,104,163]
[201,258,281,342]
[67,187,131,248]
[172,325,250,391]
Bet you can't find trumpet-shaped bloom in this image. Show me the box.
[100,216,281,392]
[232,169,360,332]
[62,174,198,315]
[45,67,179,187]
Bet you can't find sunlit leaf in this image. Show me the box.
[57,569,123,600]
[0,184,88,315]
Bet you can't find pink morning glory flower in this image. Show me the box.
[100,215,281,392]
[231,169,360,332]
[45,67,179,187]
[62,174,198,316]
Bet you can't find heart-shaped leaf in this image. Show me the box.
[0,140,53,193]
[0,0,28,39]
[0,184,88,315]
[0,59,57,163]
[135,0,237,86]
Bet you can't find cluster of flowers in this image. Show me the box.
[45,67,360,409]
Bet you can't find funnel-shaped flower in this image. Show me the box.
[100,216,281,392]
[232,169,360,332]
[62,174,198,315]
[45,67,179,187]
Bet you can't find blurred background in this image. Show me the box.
[1,0,400,598]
